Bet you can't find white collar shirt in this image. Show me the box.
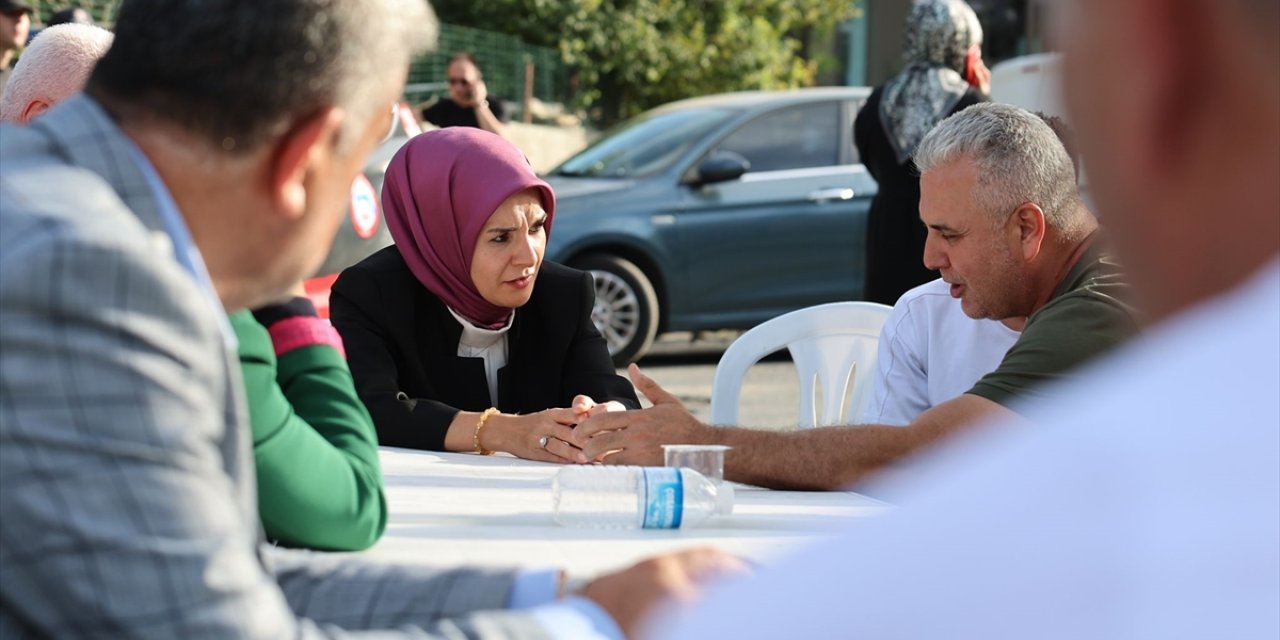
[448,307,513,406]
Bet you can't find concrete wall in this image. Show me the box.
[416,121,596,175]
[506,122,598,174]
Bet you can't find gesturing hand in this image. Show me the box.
[571,364,709,465]
[579,548,749,639]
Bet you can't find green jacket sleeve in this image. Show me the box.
[231,310,387,551]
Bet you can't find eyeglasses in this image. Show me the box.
[381,102,400,143]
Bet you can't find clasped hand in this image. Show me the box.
[571,364,709,465]
[486,395,626,463]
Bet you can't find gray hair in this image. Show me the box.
[915,102,1083,234]
[88,0,437,153]
[0,24,113,124]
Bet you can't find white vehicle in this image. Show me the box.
[990,52,1067,120]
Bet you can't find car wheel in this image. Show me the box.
[574,254,659,366]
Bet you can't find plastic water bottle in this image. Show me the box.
[552,466,734,529]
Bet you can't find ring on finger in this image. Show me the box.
[539,435,550,449]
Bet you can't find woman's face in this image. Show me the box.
[470,188,548,309]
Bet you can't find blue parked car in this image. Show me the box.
[543,87,877,364]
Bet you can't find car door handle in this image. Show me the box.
[807,187,855,202]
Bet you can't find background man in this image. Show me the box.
[0,0,31,97]
[652,0,1279,635]
[0,22,112,124]
[0,0,736,637]
[575,103,1137,491]
[421,51,508,137]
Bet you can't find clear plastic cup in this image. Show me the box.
[661,444,732,484]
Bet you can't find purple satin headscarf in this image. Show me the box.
[382,128,556,328]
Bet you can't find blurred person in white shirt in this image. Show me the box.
[649,0,1280,636]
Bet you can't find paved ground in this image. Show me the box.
[629,331,804,430]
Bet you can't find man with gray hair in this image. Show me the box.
[0,22,112,124]
[859,114,1080,426]
[0,0,735,637]
[573,102,1138,491]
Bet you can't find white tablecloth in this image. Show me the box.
[369,448,888,576]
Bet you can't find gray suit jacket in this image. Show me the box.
[0,96,552,639]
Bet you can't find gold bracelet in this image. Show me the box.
[473,407,499,455]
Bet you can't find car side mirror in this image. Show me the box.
[689,151,750,187]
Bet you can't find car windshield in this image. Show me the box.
[550,107,735,178]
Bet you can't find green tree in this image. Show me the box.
[432,0,858,125]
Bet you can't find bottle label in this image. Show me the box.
[640,468,684,529]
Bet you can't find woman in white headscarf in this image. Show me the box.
[854,0,988,305]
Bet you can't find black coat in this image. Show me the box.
[330,246,640,451]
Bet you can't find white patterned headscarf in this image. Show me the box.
[880,0,984,165]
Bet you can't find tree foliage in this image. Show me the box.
[431,0,858,125]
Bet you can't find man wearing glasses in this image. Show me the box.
[421,51,508,138]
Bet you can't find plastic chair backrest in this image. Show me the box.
[710,301,892,428]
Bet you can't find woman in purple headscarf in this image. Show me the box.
[331,128,639,462]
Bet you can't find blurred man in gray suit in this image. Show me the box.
[0,0,736,638]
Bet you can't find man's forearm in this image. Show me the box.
[717,424,953,490]
[720,393,1017,490]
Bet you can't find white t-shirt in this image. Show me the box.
[861,278,1021,425]
[656,259,1280,640]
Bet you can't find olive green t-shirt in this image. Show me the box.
[967,245,1138,408]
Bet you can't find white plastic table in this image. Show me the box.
[369,448,888,576]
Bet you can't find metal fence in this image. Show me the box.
[24,6,570,117]
[406,24,570,117]
[27,0,119,24]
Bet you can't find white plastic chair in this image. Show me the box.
[710,301,893,428]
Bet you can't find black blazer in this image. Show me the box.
[330,246,640,450]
